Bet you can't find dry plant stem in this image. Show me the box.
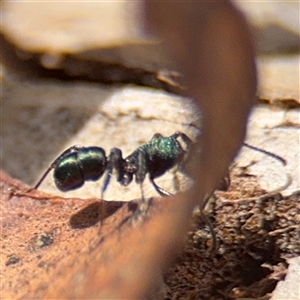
[145,0,257,261]
[146,1,257,206]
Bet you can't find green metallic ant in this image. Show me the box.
[34,132,193,198]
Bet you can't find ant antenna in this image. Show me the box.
[199,192,218,255]
[243,142,286,166]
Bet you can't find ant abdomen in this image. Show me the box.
[54,147,107,192]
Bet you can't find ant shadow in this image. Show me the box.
[69,200,139,229]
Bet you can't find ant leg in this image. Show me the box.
[136,150,147,188]
[99,167,111,226]
[171,132,217,250]
[132,151,152,218]
[174,132,218,252]
[199,192,218,254]
[34,145,84,190]
[99,167,112,226]
[151,133,164,140]
[149,177,173,197]
[175,131,195,175]
[101,167,113,200]
[102,148,125,197]
[134,150,148,212]
[135,151,173,198]
[174,131,194,150]
[99,148,125,224]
